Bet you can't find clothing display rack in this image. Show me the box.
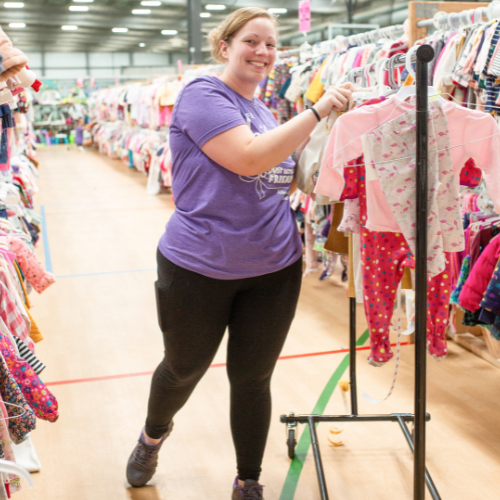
[278,24,406,59]
[408,1,488,45]
[280,45,441,500]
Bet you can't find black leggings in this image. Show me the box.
[145,249,302,481]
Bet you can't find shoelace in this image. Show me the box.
[240,484,264,500]
[134,443,159,467]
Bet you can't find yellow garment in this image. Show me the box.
[304,58,329,104]
[26,309,43,343]
[402,266,412,290]
[13,261,31,310]
[456,36,465,58]
[403,74,414,86]
[324,203,348,255]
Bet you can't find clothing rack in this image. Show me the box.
[277,24,406,60]
[280,45,442,500]
[408,1,489,45]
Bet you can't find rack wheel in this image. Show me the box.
[287,429,296,459]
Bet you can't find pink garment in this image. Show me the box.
[462,31,483,77]
[459,234,500,312]
[0,398,21,494]
[0,333,58,422]
[364,98,463,277]
[0,282,28,342]
[0,28,28,81]
[8,237,55,294]
[356,163,451,365]
[303,221,318,275]
[315,96,500,231]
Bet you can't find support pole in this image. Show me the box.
[187,0,203,64]
[396,417,442,500]
[349,297,358,415]
[308,417,329,500]
[414,43,435,500]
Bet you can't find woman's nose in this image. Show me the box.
[254,42,267,55]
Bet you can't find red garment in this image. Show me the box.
[459,234,500,312]
[352,160,452,364]
[25,65,41,92]
[459,158,482,187]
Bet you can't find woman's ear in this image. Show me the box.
[219,40,229,60]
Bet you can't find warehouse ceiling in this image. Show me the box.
[0,0,384,53]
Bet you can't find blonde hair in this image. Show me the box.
[207,7,278,63]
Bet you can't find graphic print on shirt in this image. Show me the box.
[240,113,294,200]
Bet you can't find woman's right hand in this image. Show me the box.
[313,82,355,119]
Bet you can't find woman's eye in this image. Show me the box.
[267,44,276,48]
[245,40,256,44]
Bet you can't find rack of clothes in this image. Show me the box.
[279,1,500,496]
[282,44,446,500]
[0,26,59,497]
[88,65,226,195]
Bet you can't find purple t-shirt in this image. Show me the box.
[158,75,302,280]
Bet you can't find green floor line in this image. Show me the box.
[279,329,369,500]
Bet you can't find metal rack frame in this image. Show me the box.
[280,44,441,500]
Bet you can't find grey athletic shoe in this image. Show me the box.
[126,422,173,487]
[232,477,265,499]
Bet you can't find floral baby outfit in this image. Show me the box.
[0,333,58,422]
[0,351,36,444]
[362,98,464,277]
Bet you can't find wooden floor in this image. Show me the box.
[17,145,500,499]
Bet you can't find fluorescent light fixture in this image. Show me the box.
[132,8,150,14]
[62,25,78,30]
[200,12,210,17]
[8,22,25,27]
[4,2,24,8]
[268,8,287,14]
[139,43,146,47]
[69,5,88,11]
[205,4,226,10]
[141,1,161,5]
[161,29,177,35]
[112,27,128,32]
[73,0,93,3]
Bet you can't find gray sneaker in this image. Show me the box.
[232,477,264,499]
[126,422,173,487]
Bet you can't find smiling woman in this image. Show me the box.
[125,7,354,500]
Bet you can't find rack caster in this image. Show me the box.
[284,412,298,459]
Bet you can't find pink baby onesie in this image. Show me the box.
[363,98,463,277]
[315,95,500,229]
[8,236,55,294]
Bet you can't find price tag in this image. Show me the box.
[299,0,311,33]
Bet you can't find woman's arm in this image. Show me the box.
[201,83,354,177]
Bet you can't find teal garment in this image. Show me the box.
[451,254,471,305]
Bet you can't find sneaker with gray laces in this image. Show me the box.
[232,477,265,499]
[126,422,173,487]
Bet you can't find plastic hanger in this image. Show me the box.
[0,458,32,488]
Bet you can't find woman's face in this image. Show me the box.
[221,17,277,85]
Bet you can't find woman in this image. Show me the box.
[126,7,353,499]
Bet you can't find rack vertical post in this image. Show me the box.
[280,44,443,500]
[414,43,435,500]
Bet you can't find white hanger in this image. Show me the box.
[393,45,441,102]
[0,458,33,488]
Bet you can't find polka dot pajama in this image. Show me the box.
[345,159,452,365]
